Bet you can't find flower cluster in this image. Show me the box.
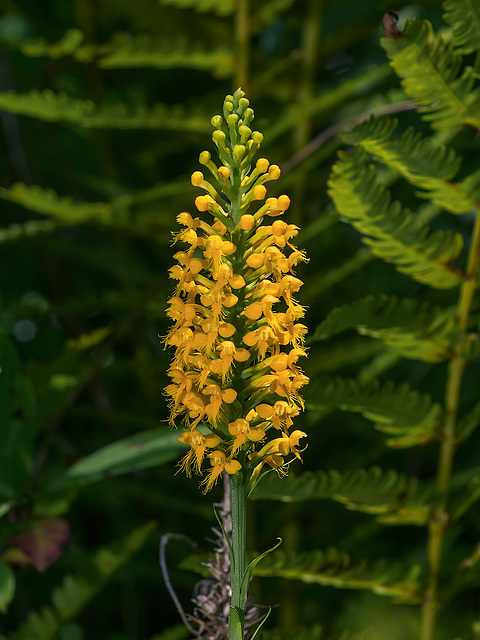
[165,88,308,492]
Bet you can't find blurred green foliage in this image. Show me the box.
[0,0,479,639]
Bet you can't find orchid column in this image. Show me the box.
[165,88,308,638]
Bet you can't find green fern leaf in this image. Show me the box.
[311,295,458,362]
[0,184,112,223]
[148,627,190,640]
[157,0,235,16]
[259,624,371,640]
[259,625,374,640]
[457,399,480,443]
[254,0,297,30]
[381,18,480,130]
[9,29,84,59]
[342,115,479,215]
[0,220,60,243]
[98,34,234,78]
[252,466,432,525]
[443,0,480,54]
[253,548,421,604]
[0,90,211,132]
[328,147,464,288]
[259,625,326,640]
[304,376,441,448]
[9,522,155,640]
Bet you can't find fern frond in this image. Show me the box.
[9,28,84,59]
[9,522,155,640]
[157,0,235,16]
[252,467,432,525]
[0,90,211,132]
[253,548,421,604]
[305,376,441,448]
[260,624,372,640]
[148,626,190,640]
[8,28,234,77]
[457,399,480,443]
[0,184,112,223]
[342,116,479,215]
[97,34,234,78]
[381,18,480,130]
[0,220,60,243]
[254,0,297,30]
[328,147,464,289]
[311,295,458,362]
[259,625,326,640]
[443,0,480,54]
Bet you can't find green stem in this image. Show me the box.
[420,209,480,640]
[229,471,248,639]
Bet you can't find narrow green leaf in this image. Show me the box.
[240,538,282,610]
[49,428,184,489]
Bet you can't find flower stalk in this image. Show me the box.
[229,471,247,640]
[164,88,308,637]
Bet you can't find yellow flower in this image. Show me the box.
[228,418,266,457]
[201,450,242,492]
[178,430,221,475]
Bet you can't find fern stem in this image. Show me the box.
[229,471,247,640]
[235,0,250,92]
[421,209,480,640]
[295,0,323,149]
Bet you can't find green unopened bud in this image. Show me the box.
[233,144,246,161]
[238,125,252,140]
[224,100,234,112]
[213,130,227,146]
[251,131,264,145]
[242,107,254,126]
[199,151,211,165]
[211,115,223,129]
[227,113,239,126]
[238,97,250,114]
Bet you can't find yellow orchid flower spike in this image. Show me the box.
[164,88,308,492]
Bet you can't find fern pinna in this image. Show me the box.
[252,5,480,640]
